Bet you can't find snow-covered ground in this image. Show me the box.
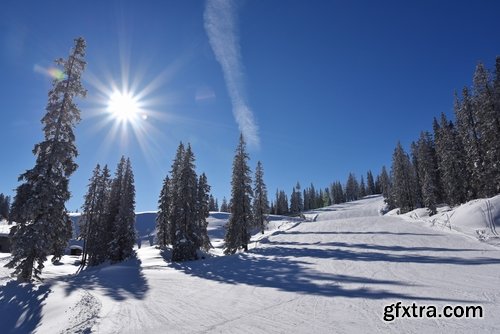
[390,194,500,246]
[1,195,500,333]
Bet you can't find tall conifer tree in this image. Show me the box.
[253,161,269,234]
[224,134,253,254]
[7,38,87,281]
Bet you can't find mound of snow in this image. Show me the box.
[397,195,500,245]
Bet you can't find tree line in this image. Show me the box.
[268,170,382,216]
[385,57,500,214]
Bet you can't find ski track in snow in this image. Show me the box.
[1,195,500,333]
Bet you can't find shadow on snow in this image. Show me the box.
[62,255,149,301]
[251,245,500,266]
[260,239,485,253]
[169,252,475,302]
[0,281,50,334]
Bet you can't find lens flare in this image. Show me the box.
[33,64,65,81]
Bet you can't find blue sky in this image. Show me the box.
[1,0,499,212]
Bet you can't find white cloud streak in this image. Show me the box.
[204,0,260,148]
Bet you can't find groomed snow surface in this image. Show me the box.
[1,195,500,333]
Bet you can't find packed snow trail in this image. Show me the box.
[1,195,500,333]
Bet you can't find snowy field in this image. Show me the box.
[1,195,500,333]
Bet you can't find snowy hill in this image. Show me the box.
[1,195,500,333]
[390,194,500,246]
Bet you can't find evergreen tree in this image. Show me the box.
[422,171,437,215]
[79,164,101,266]
[366,171,375,196]
[220,197,229,212]
[433,114,468,206]
[359,176,367,198]
[493,56,500,192]
[196,173,211,251]
[215,198,219,211]
[302,189,309,211]
[275,190,289,215]
[379,166,393,208]
[412,131,442,211]
[208,195,216,211]
[345,173,359,202]
[252,161,269,234]
[80,164,111,266]
[6,38,87,281]
[109,158,136,263]
[156,176,172,248]
[374,174,382,194]
[172,144,198,261]
[0,194,10,220]
[322,187,331,207]
[331,181,345,204]
[472,63,500,196]
[224,134,253,254]
[290,184,301,214]
[303,183,317,210]
[390,142,419,213]
[455,87,484,198]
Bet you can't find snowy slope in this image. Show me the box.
[393,194,500,246]
[1,195,500,333]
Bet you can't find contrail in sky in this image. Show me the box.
[204,0,260,148]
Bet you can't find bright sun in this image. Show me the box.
[107,91,140,122]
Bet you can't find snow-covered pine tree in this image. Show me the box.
[359,176,367,198]
[252,161,269,234]
[345,173,359,202]
[109,158,136,262]
[172,144,198,261]
[79,164,111,266]
[472,63,500,196]
[379,166,394,208]
[455,87,484,198]
[330,181,345,204]
[374,174,382,194]
[214,198,219,211]
[490,56,500,193]
[0,194,10,220]
[80,164,102,266]
[289,185,300,214]
[167,142,185,248]
[492,57,500,193]
[196,173,211,251]
[220,197,229,212]
[208,194,216,211]
[433,114,468,206]
[6,38,87,281]
[322,187,331,207]
[156,176,172,248]
[104,157,126,256]
[422,171,438,215]
[366,170,375,196]
[303,188,309,211]
[89,165,111,265]
[275,190,288,215]
[412,131,442,212]
[224,134,253,254]
[390,142,419,213]
[410,141,423,207]
[308,183,317,209]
